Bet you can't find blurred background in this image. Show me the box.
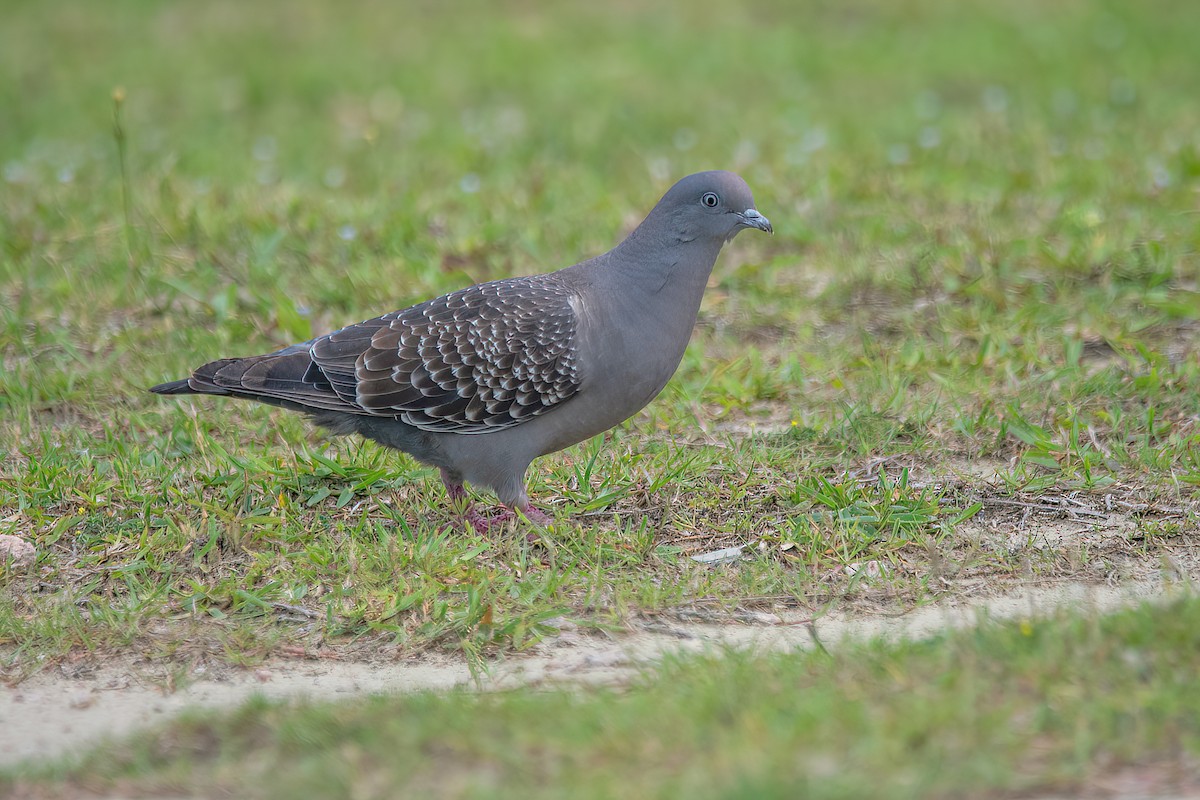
[2,0,1199,453]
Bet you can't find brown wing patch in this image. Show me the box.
[310,276,582,433]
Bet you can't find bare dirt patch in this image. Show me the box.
[2,574,1181,770]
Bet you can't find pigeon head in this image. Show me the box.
[650,171,773,243]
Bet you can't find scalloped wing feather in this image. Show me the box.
[308,276,582,433]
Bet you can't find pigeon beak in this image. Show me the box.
[738,209,773,234]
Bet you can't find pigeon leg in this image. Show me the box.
[440,468,468,504]
[440,468,488,531]
[441,470,552,532]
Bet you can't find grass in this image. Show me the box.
[2,0,1199,672]
[7,596,1200,798]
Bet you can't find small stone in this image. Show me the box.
[690,546,745,565]
[0,535,35,567]
[69,691,94,710]
[582,651,629,669]
[541,616,578,631]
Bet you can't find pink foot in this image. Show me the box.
[465,507,508,532]
[518,505,552,526]
[462,505,552,534]
[438,470,552,533]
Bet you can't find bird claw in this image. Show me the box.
[457,505,551,534]
[438,470,551,533]
[466,508,511,532]
[517,505,553,527]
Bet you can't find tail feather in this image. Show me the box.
[149,378,211,395]
[150,352,357,414]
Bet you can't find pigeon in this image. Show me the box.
[151,171,772,530]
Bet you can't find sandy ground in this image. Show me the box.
[0,577,1173,770]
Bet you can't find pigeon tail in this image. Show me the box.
[149,378,199,395]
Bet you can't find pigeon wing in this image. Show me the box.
[309,275,583,434]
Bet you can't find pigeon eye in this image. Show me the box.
[701,192,720,208]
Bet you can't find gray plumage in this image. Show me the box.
[152,170,772,527]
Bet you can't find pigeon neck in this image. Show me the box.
[607,226,725,297]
